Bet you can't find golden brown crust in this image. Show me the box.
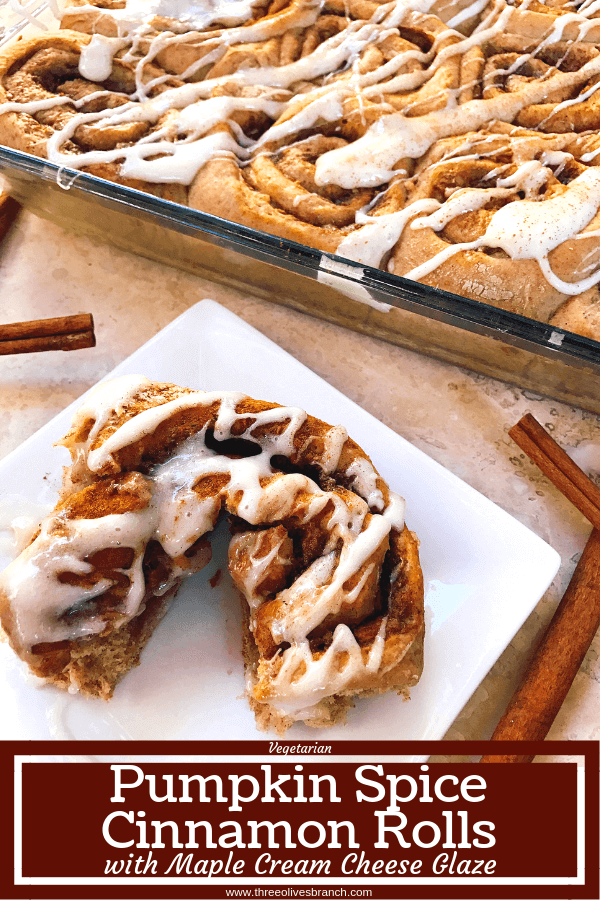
[24,587,177,698]
[0,32,91,156]
[550,289,600,340]
[188,156,348,253]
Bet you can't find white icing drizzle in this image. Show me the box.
[334,199,441,268]
[446,0,488,27]
[320,424,348,475]
[74,374,152,446]
[104,0,269,31]
[254,92,346,149]
[365,614,389,673]
[44,92,285,184]
[271,511,389,643]
[79,34,130,81]
[0,498,52,560]
[8,0,49,30]
[267,614,404,715]
[229,528,293,609]
[267,625,367,715]
[0,377,407,717]
[404,166,600,294]
[2,505,154,647]
[383,490,406,530]
[120,130,241,183]
[345,455,387,512]
[315,48,600,189]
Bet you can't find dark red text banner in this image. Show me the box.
[2,740,598,900]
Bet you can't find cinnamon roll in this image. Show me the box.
[387,129,600,320]
[0,377,424,732]
[471,26,600,133]
[0,30,190,203]
[188,135,373,251]
[3,0,600,340]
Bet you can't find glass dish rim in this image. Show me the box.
[2,144,600,372]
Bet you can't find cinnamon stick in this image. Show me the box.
[0,194,21,244]
[509,413,600,531]
[0,314,95,355]
[481,415,600,763]
[481,527,600,763]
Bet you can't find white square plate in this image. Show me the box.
[0,299,560,743]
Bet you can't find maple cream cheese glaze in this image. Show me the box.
[0,376,424,731]
[3,0,600,334]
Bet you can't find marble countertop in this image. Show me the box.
[1,206,599,756]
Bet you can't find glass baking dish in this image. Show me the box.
[1,1,600,412]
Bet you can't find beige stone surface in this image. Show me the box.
[0,207,599,757]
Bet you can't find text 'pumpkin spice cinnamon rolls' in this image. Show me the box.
[4,0,600,337]
[0,377,425,733]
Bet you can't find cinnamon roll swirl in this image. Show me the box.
[471,27,600,133]
[189,134,374,251]
[387,129,600,320]
[0,30,190,202]
[0,377,424,732]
